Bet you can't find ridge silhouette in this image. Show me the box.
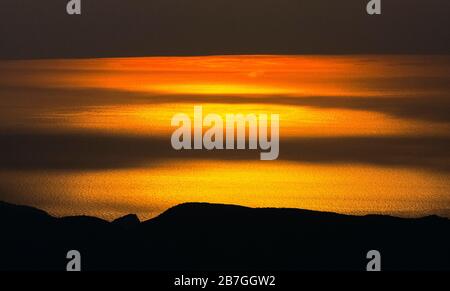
[0,201,449,271]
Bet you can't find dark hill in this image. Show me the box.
[0,201,449,271]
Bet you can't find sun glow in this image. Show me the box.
[3,55,448,98]
[1,55,449,219]
[149,83,296,96]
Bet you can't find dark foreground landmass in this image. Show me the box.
[0,201,449,271]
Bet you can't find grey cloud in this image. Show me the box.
[2,84,450,123]
[0,132,449,172]
[0,0,449,58]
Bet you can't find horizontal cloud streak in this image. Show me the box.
[0,132,449,172]
[1,85,450,124]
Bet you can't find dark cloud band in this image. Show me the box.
[0,132,449,172]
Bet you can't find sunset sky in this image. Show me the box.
[0,55,449,219]
[0,0,449,220]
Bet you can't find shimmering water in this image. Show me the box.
[0,55,449,219]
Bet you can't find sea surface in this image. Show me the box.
[0,55,449,220]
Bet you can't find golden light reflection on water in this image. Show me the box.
[1,161,449,220]
[38,103,450,137]
[0,55,450,219]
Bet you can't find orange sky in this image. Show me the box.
[0,55,449,219]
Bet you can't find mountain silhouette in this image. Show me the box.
[0,201,449,271]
